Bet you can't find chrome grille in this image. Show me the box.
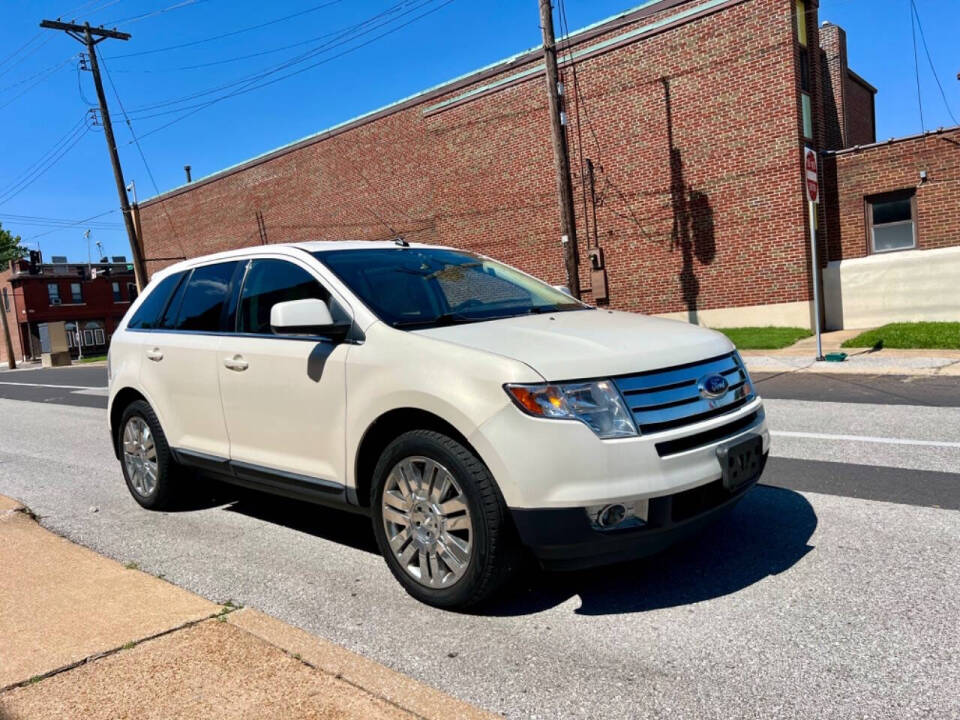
[614,352,754,434]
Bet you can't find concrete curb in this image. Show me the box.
[227,609,497,720]
[0,495,496,719]
[742,354,960,376]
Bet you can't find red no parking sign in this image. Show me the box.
[804,147,819,204]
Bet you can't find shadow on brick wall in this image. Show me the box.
[663,78,715,324]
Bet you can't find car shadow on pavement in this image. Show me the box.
[477,485,817,617]
[219,487,380,555]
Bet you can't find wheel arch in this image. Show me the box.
[109,387,149,458]
[352,407,485,508]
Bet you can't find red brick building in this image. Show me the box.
[132,0,960,330]
[0,258,137,365]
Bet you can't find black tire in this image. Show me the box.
[370,429,519,609]
[117,400,184,510]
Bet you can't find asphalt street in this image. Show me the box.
[0,364,958,718]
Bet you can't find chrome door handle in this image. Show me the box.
[223,355,249,372]
[145,347,163,362]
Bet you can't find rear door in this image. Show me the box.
[137,260,240,461]
[217,256,351,490]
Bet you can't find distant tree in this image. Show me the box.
[0,223,26,369]
[0,223,25,262]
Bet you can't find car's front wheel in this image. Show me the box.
[371,430,518,608]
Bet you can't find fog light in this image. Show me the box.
[598,504,626,527]
[586,499,648,531]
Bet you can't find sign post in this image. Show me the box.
[804,146,824,361]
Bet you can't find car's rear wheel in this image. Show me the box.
[371,430,518,608]
[118,400,183,510]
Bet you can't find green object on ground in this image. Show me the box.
[715,326,812,350]
[841,322,960,350]
[78,354,108,364]
[825,352,847,362]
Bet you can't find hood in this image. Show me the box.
[414,309,734,380]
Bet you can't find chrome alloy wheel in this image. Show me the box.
[381,456,473,588]
[122,416,159,497]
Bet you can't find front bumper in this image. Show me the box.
[511,452,767,571]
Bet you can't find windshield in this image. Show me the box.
[313,247,588,329]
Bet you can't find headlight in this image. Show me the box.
[505,380,638,438]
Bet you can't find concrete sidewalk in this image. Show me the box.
[0,495,494,720]
[741,330,960,376]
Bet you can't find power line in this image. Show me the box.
[0,54,75,95]
[124,0,434,116]
[910,0,959,126]
[109,0,420,74]
[0,124,91,207]
[0,54,76,110]
[0,36,54,81]
[105,0,209,26]
[130,0,456,142]
[107,0,350,59]
[909,0,925,131]
[0,116,89,199]
[99,54,189,259]
[24,209,121,240]
[0,212,120,226]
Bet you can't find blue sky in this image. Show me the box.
[1,0,958,261]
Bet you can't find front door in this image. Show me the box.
[217,257,350,489]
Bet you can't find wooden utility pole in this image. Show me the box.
[538,0,580,299]
[39,20,148,291]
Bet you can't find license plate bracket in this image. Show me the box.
[716,434,764,491]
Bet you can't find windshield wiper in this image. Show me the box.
[391,312,476,329]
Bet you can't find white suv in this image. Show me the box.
[108,241,768,608]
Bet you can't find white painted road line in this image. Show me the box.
[770,430,960,450]
[0,381,106,391]
[70,388,110,397]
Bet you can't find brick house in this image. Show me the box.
[128,0,958,330]
[0,258,137,364]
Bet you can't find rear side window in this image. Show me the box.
[171,261,239,332]
[238,259,332,335]
[126,273,183,329]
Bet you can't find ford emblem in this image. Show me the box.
[698,373,729,399]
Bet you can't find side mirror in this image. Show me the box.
[553,284,573,297]
[270,299,349,340]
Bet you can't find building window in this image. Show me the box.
[801,93,813,140]
[799,49,810,92]
[867,190,917,253]
[70,282,83,303]
[48,283,61,305]
[795,0,807,46]
[112,281,122,302]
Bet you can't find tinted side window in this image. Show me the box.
[127,273,183,329]
[158,270,191,329]
[172,262,238,332]
[238,259,331,335]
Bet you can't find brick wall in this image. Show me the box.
[844,74,875,147]
[0,270,24,365]
[0,264,136,363]
[822,127,960,261]
[139,0,818,319]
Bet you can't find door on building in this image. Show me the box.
[216,257,350,488]
[136,261,239,460]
